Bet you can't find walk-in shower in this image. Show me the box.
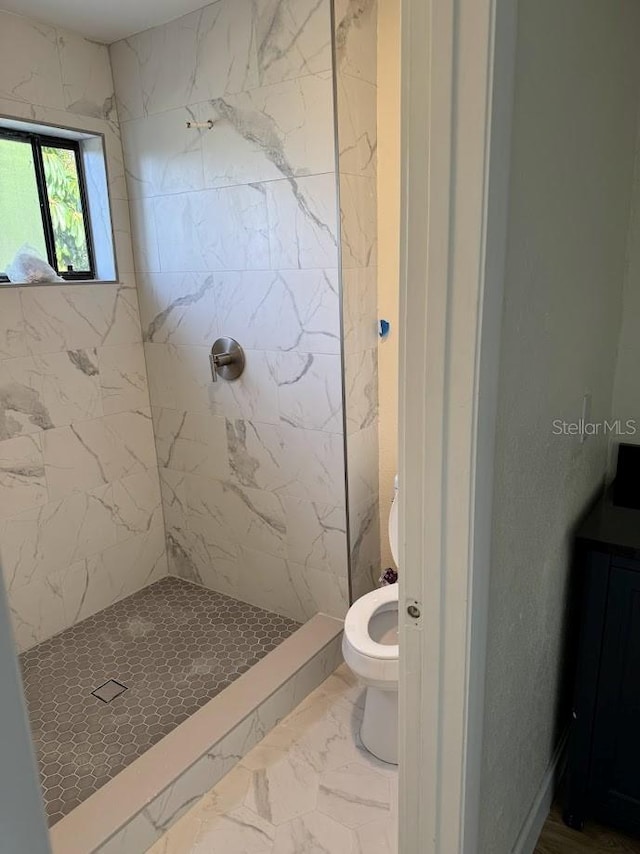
[0,0,379,847]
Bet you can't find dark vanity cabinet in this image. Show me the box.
[564,493,640,836]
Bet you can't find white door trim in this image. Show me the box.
[397,0,517,851]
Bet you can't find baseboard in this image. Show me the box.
[511,729,569,854]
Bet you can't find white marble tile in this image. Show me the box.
[128,0,258,119]
[132,20,195,118]
[153,407,229,479]
[0,434,47,521]
[110,197,136,276]
[208,356,280,425]
[192,0,259,99]
[0,356,51,440]
[0,290,27,359]
[281,683,365,762]
[340,174,377,268]
[159,467,188,531]
[266,174,339,270]
[145,661,398,854]
[35,348,102,426]
[57,29,115,121]
[71,522,167,623]
[101,408,158,478]
[273,811,355,853]
[0,483,116,592]
[186,475,287,560]
[21,284,142,354]
[200,73,334,189]
[225,419,347,507]
[168,519,239,595]
[145,766,255,854]
[42,409,156,498]
[8,559,86,653]
[244,744,318,825]
[121,107,205,199]
[255,0,333,85]
[283,496,347,577]
[287,562,350,620]
[200,806,276,853]
[138,271,219,346]
[98,343,150,415]
[142,750,249,843]
[337,73,377,178]
[145,344,212,414]
[102,123,129,201]
[96,809,159,854]
[111,468,163,542]
[42,420,109,497]
[344,347,378,434]
[143,676,373,854]
[354,816,398,854]
[334,0,378,85]
[108,37,144,122]
[345,422,378,508]
[235,546,308,621]
[342,267,378,355]
[154,185,270,273]
[129,197,161,272]
[318,762,391,828]
[349,496,381,600]
[274,424,346,506]
[0,12,64,109]
[267,351,343,432]
[213,269,340,355]
[290,638,345,709]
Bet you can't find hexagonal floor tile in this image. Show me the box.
[19,577,300,824]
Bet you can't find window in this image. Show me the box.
[0,128,95,282]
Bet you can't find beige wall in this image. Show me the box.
[377,0,401,570]
[480,1,640,850]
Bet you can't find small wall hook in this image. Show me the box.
[379,319,391,339]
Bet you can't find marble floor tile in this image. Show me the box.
[148,664,398,853]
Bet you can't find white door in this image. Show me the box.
[397,0,517,851]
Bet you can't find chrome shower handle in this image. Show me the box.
[209,337,245,382]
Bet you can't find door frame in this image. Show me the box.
[397,0,517,851]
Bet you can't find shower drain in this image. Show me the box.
[91,679,128,703]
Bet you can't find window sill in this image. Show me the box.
[0,278,121,289]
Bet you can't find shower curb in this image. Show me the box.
[49,614,344,854]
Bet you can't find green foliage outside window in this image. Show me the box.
[42,146,90,272]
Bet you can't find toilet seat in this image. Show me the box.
[344,584,399,661]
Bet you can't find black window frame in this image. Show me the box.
[0,127,95,283]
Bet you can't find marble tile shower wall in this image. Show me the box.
[0,11,166,652]
[110,0,353,623]
[335,0,381,600]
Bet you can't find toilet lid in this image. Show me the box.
[389,491,399,565]
[345,585,399,661]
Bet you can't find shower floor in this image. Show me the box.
[18,577,299,826]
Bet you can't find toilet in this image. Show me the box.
[342,477,399,765]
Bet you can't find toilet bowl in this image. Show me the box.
[342,478,399,764]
